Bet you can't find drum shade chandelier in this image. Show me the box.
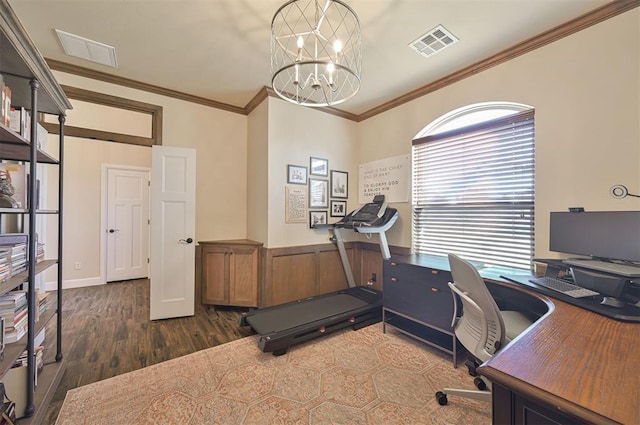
[271,0,362,107]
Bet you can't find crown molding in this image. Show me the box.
[46,58,245,115]
[47,0,639,123]
[357,0,640,121]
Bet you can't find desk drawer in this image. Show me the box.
[384,262,453,331]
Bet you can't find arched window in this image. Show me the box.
[412,102,535,270]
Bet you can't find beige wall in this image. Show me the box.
[51,72,248,285]
[246,99,269,244]
[356,9,640,257]
[266,97,358,248]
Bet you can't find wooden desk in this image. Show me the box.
[479,281,640,425]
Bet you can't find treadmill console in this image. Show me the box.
[339,195,391,229]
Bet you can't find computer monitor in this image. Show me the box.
[549,211,640,263]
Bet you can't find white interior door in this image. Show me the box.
[106,168,150,282]
[150,146,196,320]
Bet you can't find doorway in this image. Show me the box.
[103,165,150,282]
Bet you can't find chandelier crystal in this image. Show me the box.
[271,0,362,107]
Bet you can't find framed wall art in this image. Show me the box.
[310,211,327,228]
[330,170,348,198]
[285,186,307,223]
[310,157,328,176]
[309,178,328,208]
[331,200,347,217]
[287,164,307,185]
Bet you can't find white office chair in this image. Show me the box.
[435,253,533,406]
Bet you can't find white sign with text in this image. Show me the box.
[359,154,410,204]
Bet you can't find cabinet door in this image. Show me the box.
[384,262,454,331]
[513,392,584,425]
[229,247,259,307]
[201,247,229,305]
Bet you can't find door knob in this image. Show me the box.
[108,229,119,233]
[179,238,194,244]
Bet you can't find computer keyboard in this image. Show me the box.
[529,276,599,298]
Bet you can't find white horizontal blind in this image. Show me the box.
[412,110,535,270]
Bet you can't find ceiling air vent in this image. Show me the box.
[55,29,118,68]
[409,25,458,58]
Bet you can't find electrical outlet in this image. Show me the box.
[74,261,81,270]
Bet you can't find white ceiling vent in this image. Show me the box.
[55,29,118,68]
[409,25,458,58]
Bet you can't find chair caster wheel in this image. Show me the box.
[435,391,448,406]
[474,377,487,391]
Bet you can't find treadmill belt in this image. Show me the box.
[245,293,368,335]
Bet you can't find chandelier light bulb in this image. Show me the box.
[333,39,343,53]
[327,62,335,85]
[296,36,304,61]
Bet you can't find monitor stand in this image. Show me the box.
[601,296,626,308]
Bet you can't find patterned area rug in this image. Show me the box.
[56,323,490,424]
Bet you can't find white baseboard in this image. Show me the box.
[44,276,105,291]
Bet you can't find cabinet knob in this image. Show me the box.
[431,287,439,292]
[391,277,399,282]
[390,262,398,266]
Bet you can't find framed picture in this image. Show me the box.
[287,164,307,185]
[330,170,348,198]
[310,157,328,176]
[331,200,347,217]
[309,210,327,228]
[285,186,307,223]
[309,178,328,208]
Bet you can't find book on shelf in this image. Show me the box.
[14,346,44,371]
[0,79,12,127]
[36,242,45,263]
[36,291,49,321]
[0,242,27,282]
[7,106,30,139]
[0,291,27,343]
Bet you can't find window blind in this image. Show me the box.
[412,110,535,270]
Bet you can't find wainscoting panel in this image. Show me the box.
[359,245,385,292]
[270,252,316,306]
[256,242,410,308]
[317,249,352,294]
[262,243,356,307]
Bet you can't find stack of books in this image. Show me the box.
[36,242,44,263]
[14,346,44,374]
[0,291,27,343]
[35,291,49,322]
[0,243,27,281]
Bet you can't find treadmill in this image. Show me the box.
[240,195,398,355]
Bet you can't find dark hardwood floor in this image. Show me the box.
[40,279,254,425]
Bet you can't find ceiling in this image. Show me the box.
[9,0,612,116]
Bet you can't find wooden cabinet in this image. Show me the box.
[0,1,72,422]
[493,383,585,425]
[200,240,262,308]
[383,254,463,366]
